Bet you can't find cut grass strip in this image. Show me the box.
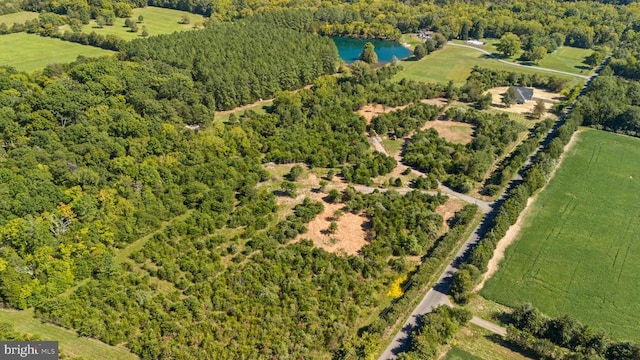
[0,308,137,359]
[0,33,114,72]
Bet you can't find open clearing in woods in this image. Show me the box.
[0,33,114,72]
[486,86,561,115]
[482,129,640,341]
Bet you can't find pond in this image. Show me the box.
[332,37,412,64]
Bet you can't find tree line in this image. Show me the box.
[507,304,640,359]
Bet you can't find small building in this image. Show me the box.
[466,39,485,46]
[511,86,534,104]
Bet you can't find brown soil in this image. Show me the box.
[357,104,408,124]
[420,98,449,107]
[435,197,466,232]
[294,193,369,256]
[486,87,562,115]
[421,120,474,145]
[474,130,581,291]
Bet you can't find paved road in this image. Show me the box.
[447,42,591,80]
[378,50,609,360]
[378,211,492,359]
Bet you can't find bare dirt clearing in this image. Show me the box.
[420,98,449,107]
[486,87,562,115]
[357,103,408,124]
[421,120,474,145]
[294,193,369,256]
[435,197,466,232]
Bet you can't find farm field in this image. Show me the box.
[482,129,640,341]
[0,33,114,72]
[0,11,38,26]
[70,7,204,41]
[0,308,137,360]
[393,45,579,86]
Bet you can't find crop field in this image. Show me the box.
[70,7,205,41]
[393,45,578,86]
[0,11,38,25]
[482,129,640,341]
[0,33,114,72]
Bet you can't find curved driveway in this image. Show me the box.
[446,42,591,80]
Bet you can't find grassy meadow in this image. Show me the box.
[68,7,205,41]
[538,46,593,75]
[444,347,484,360]
[482,129,640,341]
[0,308,137,360]
[0,33,114,72]
[393,45,579,86]
[445,324,532,360]
[0,11,38,26]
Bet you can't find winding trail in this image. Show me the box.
[446,42,591,80]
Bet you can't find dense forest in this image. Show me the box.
[0,40,487,356]
[119,22,338,111]
[3,0,640,358]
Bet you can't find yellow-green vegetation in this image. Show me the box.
[465,296,513,323]
[0,309,137,360]
[381,138,403,156]
[72,7,204,41]
[0,11,38,25]
[446,324,532,360]
[394,45,577,86]
[214,99,272,124]
[399,33,423,49]
[538,47,593,75]
[444,347,484,360]
[0,33,114,72]
[482,129,640,341]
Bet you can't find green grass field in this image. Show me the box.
[482,129,640,341]
[0,11,38,25]
[68,7,204,41]
[0,308,137,359]
[539,47,593,75]
[445,347,484,360]
[446,324,533,360]
[393,45,578,86]
[0,33,114,72]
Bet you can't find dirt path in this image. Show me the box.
[474,130,581,291]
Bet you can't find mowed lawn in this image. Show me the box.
[393,45,578,86]
[482,129,640,341]
[0,11,38,26]
[0,308,137,360]
[72,7,204,41]
[539,46,593,76]
[0,33,114,72]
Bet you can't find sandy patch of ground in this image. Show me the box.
[420,97,449,107]
[421,120,474,145]
[357,104,408,124]
[474,130,580,291]
[486,87,562,115]
[435,197,466,231]
[294,195,369,256]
